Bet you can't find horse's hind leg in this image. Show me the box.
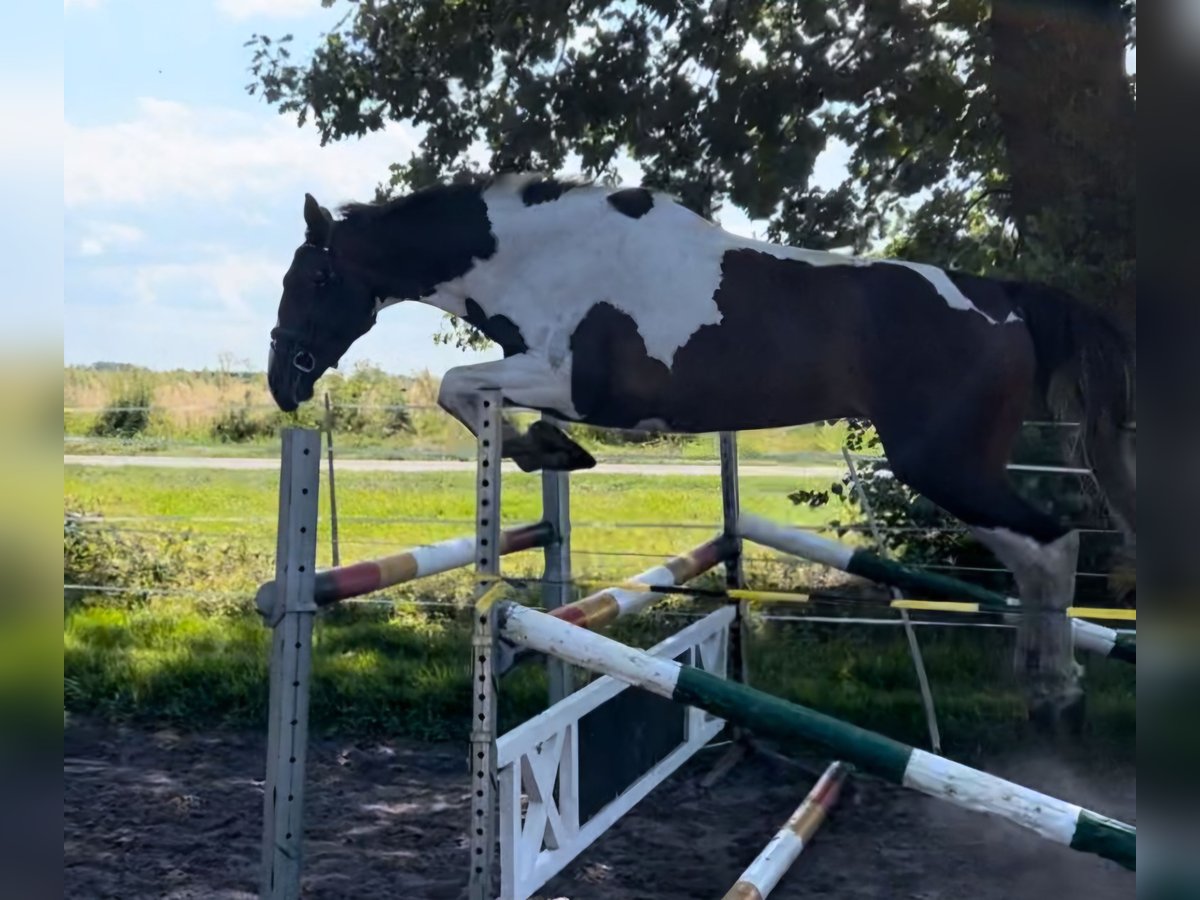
[969,523,1084,733]
[874,415,1084,733]
[437,356,596,472]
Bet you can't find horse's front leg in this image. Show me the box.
[437,356,596,472]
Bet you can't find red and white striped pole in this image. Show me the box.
[721,761,849,900]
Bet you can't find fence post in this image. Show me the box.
[541,418,572,705]
[719,432,747,685]
[468,390,503,900]
[323,392,340,567]
[261,428,321,900]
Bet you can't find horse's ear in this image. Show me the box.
[303,193,333,247]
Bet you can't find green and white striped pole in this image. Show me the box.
[496,600,1136,871]
[739,513,1135,664]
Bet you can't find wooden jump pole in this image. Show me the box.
[495,599,1136,871]
[721,761,849,900]
[254,521,555,615]
[496,535,736,676]
[738,513,1135,664]
[550,535,736,630]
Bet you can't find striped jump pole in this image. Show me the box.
[496,535,735,676]
[255,521,555,617]
[722,761,849,900]
[496,600,1136,871]
[738,513,1135,664]
[552,535,737,630]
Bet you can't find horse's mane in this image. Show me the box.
[337,172,597,222]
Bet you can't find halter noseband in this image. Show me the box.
[270,326,317,374]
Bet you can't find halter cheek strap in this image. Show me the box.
[273,234,380,375]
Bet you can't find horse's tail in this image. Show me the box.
[1014,285,1136,543]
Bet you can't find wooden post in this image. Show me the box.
[842,448,940,755]
[719,432,747,684]
[322,392,340,567]
[261,428,321,900]
[541,419,572,705]
[467,389,503,900]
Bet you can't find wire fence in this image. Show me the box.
[65,399,1127,630]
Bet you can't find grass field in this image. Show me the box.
[64,463,1135,761]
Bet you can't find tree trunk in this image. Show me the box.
[990,0,1136,337]
[990,0,1134,733]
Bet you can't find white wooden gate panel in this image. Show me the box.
[496,606,734,900]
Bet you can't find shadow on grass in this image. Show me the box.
[65,600,1134,762]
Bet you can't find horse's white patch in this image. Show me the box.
[435,183,728,368]
[437,352,579,421]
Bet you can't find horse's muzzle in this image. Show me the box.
[267,342,312,412]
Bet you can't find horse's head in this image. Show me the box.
[268,193,379,412]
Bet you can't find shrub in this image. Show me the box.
[210,390,279,443]
[324,361,413,437]
[64,498,269,615]
[89,373,155,438]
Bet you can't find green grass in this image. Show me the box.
[64,465,854,576]
[63,598,1135,757]
[63,464,1134,760]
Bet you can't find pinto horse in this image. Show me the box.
[268,173,1134,715]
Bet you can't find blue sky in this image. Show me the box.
[62,0,851,376]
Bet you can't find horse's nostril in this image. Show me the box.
[293,350,315,373]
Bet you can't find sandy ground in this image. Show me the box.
[65,718,1135,900]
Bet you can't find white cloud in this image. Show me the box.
[65,97,420,210]
[214,0,323,20]
[125,252,281,318]
[78,221,145,256]
[64,0,103,9]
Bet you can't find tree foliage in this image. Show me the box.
[244,0,1136,578]
[247,0,1134,331]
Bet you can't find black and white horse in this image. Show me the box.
[267,173,1135,709]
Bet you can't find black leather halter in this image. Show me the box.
[269,325,316,373]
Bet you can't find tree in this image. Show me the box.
[245,0,1136,729]
[246,0,1133,330]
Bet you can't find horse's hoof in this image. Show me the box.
[508,449,544,473]
[542,450,596,472]
[526,421,596,471]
